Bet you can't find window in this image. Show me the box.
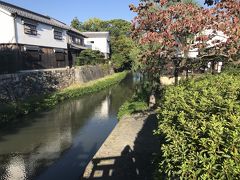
[24,46,41,62]
[76,38,81,45]
[27,50,41,61]
[55,52,65,61]
[72,37,83,45]
[54,30,63,40]
[24,23,37,35]
[24,48,42,70]
[87,41,94,44]
[54,49,65,61]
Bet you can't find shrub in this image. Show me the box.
[223,63,240,75]
[155,72,240,179]
[76,49,105,66]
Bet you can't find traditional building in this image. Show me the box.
[188,29,228,73]
[0,1,111,74]
[0,1,90,74]
[0,1,72,73]
[67,28,88,67]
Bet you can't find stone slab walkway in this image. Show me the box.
[82,111,160,180]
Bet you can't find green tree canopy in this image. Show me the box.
[104,19,132,37]
[71,17,83,31]
[81,18,105,31]
[111,35,135,70]
[71,17,139,71]
[71,18,132,35]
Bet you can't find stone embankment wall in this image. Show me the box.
[0,65,114,103]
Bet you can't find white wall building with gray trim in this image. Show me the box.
[15,17,68,49]
[0,0,80,72]
[82,32,110,59]
[0,1,69,49]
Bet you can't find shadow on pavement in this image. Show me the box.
[81,113,163,180]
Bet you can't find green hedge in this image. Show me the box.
[0,72,127,127]
[155,72,240,179]
[75,49,105,65]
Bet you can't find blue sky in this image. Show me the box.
[3,0,206,25]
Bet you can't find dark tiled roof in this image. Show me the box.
[81,32,110,38]
[69,27,88,38]
[0,0,69,29]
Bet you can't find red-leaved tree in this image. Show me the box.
[130,0,240,87]
[130,1,213,86]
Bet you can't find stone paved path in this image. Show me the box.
[82,111,160,180]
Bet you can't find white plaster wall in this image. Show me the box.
[188,29,228,58]
[84,37,110,54]
[0,9,15,43]
[15,17,67,49]
[203,29,228,48]
[188,48,199,58]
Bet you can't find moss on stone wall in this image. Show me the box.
[0,65,113,103]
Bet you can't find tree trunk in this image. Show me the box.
[211,60,215,75]
[174,58,180,86]
[186,67,189,80]
[174,68,179,85]
[149,93,156,108]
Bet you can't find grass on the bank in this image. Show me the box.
[117,98,148,120]
[0,71,128,127]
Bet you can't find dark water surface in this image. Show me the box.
[0,74,136,180]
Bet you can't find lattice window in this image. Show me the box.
[55,52,65,61]
[24,23,37,35]
[54,30,63,40]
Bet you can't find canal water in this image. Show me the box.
[0,74,136,180]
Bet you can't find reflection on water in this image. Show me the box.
[0,74,135,180]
